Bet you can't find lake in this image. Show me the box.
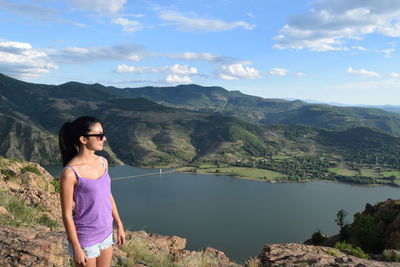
[45,164,400,264]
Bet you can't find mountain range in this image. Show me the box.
[0,72,399,184]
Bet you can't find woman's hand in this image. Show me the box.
[116,226,126,246]
[73,246,88,266]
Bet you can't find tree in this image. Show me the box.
[335,209,348,234]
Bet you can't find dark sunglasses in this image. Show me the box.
[83,133,106,141]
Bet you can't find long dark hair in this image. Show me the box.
[58,116,101,167]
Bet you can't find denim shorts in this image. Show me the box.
[68,233,114,259]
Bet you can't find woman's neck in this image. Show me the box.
[76,149,97,164]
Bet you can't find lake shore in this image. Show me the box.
[172,165,400,187]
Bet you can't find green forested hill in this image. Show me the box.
[1,73,400,185]
[3,73,400,135]
[123,84,400,136]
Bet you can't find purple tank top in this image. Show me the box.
[65,158,113,247]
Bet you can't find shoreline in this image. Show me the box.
[170,166,400,188]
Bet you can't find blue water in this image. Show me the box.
[46,164,400,263]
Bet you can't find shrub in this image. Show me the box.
[0,191,55,228]
[0,169,16,179]
[51,180,61,193]
[350,213,382,253]
[122,241,179,267]
[38,214,59,229]
[383,249,400,262]
[350,246,370,259]
[244,257,259,267]
[334,241,369,259]
[311,230,327,244]
[334,241,352,250]
[2,192,38,225]
[21,165,41,175]
[326,249,340,257]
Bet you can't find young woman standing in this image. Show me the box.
[59,116,125,266]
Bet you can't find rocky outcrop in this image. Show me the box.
[0,225,240,267]
[255,243,400,267]
[328,199,400,254]
[115,231,241,267]
[0,226,68,267]
[0,157,61,223]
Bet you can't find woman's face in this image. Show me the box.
[82,122,107,151]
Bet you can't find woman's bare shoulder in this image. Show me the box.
[98,155,109,168]
[60,167,77,184]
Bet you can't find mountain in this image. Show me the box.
[117,83,400,136]
[1,72,400,186]
[0,113,59,164]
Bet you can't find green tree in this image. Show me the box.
[335,209,348,237]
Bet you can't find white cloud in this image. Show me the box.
[116,64,157,73]
[0,0,58,20]
[71,0,126,14]
[219,64,261,80]
[165,74,192,84]
[159,11,255,32]
[246,13,255,18]
[218,73,238,80]
[275,0,400,51]
[0,41,58,78]
[381,48,395,58]
[293,72,306,77]
[52,43,144,64]
[351,46,395,57]
[269,68,289,76]
[352,46,368,51]
[390,72,400,78]
[0,0,86,26]
[155,52,248,65]
[111,17,145,32]
[347,67,380,77]
[169,64,197,75]
[116,64,198,75]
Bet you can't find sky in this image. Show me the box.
[1,0,400,105]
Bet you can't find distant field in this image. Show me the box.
[360,168,379,177]
[175,164,400,186]
[328,167,357,176]
[271,155,292,162]
[382,171,400,179]
[175,166,286,181]
[272,155,292,160]
[216,167,286,181]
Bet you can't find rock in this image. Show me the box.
[176,246,241,267]
[113,230,241,267]
[0,225,69,267]
[0,158,61,224]
[0,206,14,220]
[256,243,399,267]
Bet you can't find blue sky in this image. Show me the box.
[1,0,400,105]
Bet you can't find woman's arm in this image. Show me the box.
[103,156,126,246]
[111,194,126,245]
[60,169,87,265]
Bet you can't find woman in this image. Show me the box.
[59,116,126,267]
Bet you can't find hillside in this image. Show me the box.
[1,73,400,186]
[3,73,400,136]
[117,82,400,136]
